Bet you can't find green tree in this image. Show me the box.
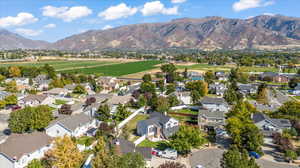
[96,104,111,122]
[191,90,201,104]
[8,105,53,133]
[284,150,297,162]
[114,104,131,122]
[5,80,18,93]
[49,79,64,88]
[137,95,147,108]
[166,84,176,95]
[0,100,6,109]
[8,66,21,77]
[140,82,156,93]
[27,159,43,168]
[73,85,87,94]
[204,70,215,84]
[117,153,146,168]
[273,101,300,120]
[156,80,165,92]
[221,146,259,168]
[4,94,17,106]
[142,74,152,82]
[154,96,170,113]
[169,126,207,155]
[0,74,6,82]
[168,95,180,107]
[92,136,117,168]
[158,161,186,168]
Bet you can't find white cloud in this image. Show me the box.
[102,25,113,30]
[44,23,56,28]
[15,28,42,36]
[141,1,179,16]
[233,0,274,12]
[42,5,92,22]
[171,0,187,4]
[0,13,38,28]
[98,3,137,20]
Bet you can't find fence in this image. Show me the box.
[117,107,145,129]
[133,135,146,146]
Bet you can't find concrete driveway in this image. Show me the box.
[189,148,224,168]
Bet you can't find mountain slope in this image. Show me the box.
[0,29,49,50]
[51,15,300,51]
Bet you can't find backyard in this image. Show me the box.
[124,114,148,141]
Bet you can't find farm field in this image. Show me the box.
[0,60,116,71]
[61,60,162,76]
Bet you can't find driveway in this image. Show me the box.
[257,159,298,168]
[150,155,190,168]
[189,148,224,168]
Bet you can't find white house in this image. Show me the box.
[174,91,192,105]
[43,88,69,97]
[0,132,52,168]
[19,94,54,107]
[200,97,229,112]
[46,113,97,138]
[106,95,132,114]
[5,78,29,86]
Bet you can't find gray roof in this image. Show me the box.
[0,132,52,160]
[201,97,228,106]
[50,113,93,132]
[199,109,225,119]
[106,95,132,105]
[238,84,257,91]
[87,93,113,103]
[21,94,48,103]
[64,84,76,90]
[252,113,291,129]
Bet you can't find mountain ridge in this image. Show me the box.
[1,15,300,51]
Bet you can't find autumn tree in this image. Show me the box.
[73,85,87,94]
[27,159,43,168]
[4,94,17,106]
[92,136,117,168]
[158,161,186,168]
[8,66,21,77]
[154,96,170,113]
[5,80,18,93]
[47,136,83,168]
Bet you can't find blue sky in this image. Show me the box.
[0,0,299,42]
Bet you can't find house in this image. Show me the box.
[292,83,300,95]
[64,84,76,91]
[97,76,119,93]
[33,75,51,91]
[187,71,204,81]
[106,95,132,114]
[260,72,290,83]
[137,112,179,140]
[5,78,29,86]
[198,109,225,129]
[46,113,97,137]
[19,94,54,107]
[238,84,258,95]
[43,88,69,97]
[0,132,52,168]
[0,91,11,101]
[215,71,228,81]
[200,97,229,112]
[209,83,227,96]
[174,91,192,105]
[252,113,291,136]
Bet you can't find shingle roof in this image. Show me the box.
[201,97,228,105]
[50,113,93,132]
[0,132,52,160]
[252,112,291,129]
[199,109,225,119]
[21,94,47,103]
[106,95,132,105]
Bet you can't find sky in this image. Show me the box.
[0,0,299,42]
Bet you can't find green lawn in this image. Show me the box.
[125,114,148,141]
[54,99,67,105]
[61,60,162,76]
[137,139,168,150]
[76,136,95,146]
[170,109,198,115]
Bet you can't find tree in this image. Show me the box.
[96,104,111,122]
[27,159,43,168]
[0,74,6,82]
[154,96,170,113]
[168,95,180,107]
[166,84,176,95]
[86,97,96,106]
[73,85,87,94]
[92,136,117,168]
[273,101,300,120]
[142,74,152,82]
[204,70,215,84]
[8,66,21,77]
[186,81,208,98]
[5,80,17,93]
[9,105,53,133]
[140,82,156,93]
[114,104,131,122]
[158,161,186,168]
[117,153,146,168]
[161,63,177,83]
[0,100,6,109]
[221,146,259,168]
[47,136,83,168]
[256,84,268,104]
[156,80,165,92]
[191,90,201,104]
[49,79,64,88]
[137,95,147,108]
[58,104,72,115]
[169,126,206,155]
[289,77,300,89]
[4,94,17,106]
[284,150,297,162]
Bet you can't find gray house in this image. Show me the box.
[137,112,179,140]
[200,97,229,112]
[252,113,291,136]
[198,109,225,129]
[0,91,10,101]
[238,84,258,95]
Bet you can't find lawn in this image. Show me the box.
[76,136,95,146]
[169,114,198,125]
[54,99,67,105]
[125,114,148,141]
[61,60,162,76]
[137,139,168,150]
[170,109,198,115]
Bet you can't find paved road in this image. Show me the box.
[189,148,298,168]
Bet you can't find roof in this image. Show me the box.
[49,113,93,132]
[0,132,52,160]
[252,113,291,129]
[199,109,225,119]
[201,97,228,106]
[106,95,132,105]
[238,84,257,91]
[21,94,48,103]
[261,72,278,78]
[138,112,174,128]
[64,84,76,90]
[87,93,113,103]
[44,88,68,95]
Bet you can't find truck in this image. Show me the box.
[157,148,178,160]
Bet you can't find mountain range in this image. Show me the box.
[1,15,300,51]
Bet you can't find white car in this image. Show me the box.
[195,165,205,168]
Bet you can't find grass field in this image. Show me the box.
[61,60,162,76]
[0,60,115,71]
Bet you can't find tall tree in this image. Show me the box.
[114,104,131,122]
[117,153,146,168]
[27,159,43,168]
[47,136,83,168]
[73,85,87,94]
[96,104,111,122]
[8,66,21,77]
[5,80,18,93]
[92,136,117,168]
[142,74,152,82]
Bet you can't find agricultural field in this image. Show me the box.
[0,60,116,71]
[61,60,162,76]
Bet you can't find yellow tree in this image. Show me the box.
[47,136,83,168]
[92,136,117,168]
[8,66,21,77]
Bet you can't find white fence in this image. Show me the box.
[117,107,145,129]
[170,105,199,111]
[134,135,146,146]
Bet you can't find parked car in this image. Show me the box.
[195,165,205,168]
[249,151,261,159]
[157,148,177,160]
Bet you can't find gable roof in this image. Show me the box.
[199,109,225,119]
[106,95,132,105]
[201,97,228,106]
[252,112,291,129]
[0,132,52,161]
[21,94,48,103]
